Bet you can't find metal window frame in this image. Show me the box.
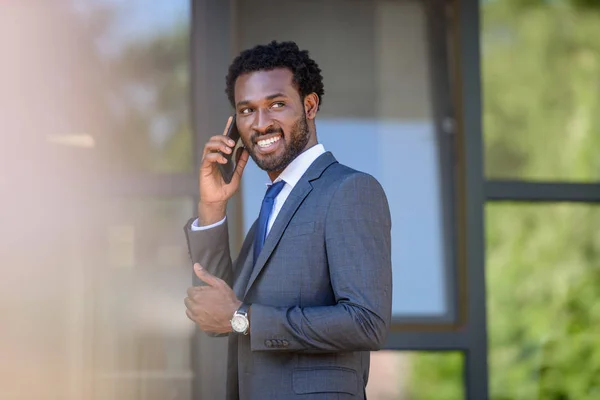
[450,0,489,397]
[381,1,490,399]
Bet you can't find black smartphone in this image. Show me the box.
[217,115,242,184]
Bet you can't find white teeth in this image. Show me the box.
[257,135,281,148]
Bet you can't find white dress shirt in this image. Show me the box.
[191,144,326,236]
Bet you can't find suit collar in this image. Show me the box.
[273,143,326,189]
[302,151,337,182]
[243,151,337,298]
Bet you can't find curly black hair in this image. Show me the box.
[225,41,324,111]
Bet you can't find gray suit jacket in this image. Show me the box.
[184,152,392,400]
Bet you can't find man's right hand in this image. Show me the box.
[198,116,250,226]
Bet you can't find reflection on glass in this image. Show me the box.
[236,0,451,318]
[2,1,194,397]
[367,351,464,400]
[96,0,192,173]
[486,203,600,399]
[482,0,600,182]
[92,197,195,400]
[0,190,195,399]
[26,0,192,173]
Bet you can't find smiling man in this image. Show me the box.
[183,41,392,400]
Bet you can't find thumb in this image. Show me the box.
[194,263,220,287]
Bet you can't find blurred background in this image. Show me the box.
[1,0,599,399]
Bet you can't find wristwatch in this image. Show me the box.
[231,303,250,335]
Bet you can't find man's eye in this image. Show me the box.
[240,108,252,114]
[272,102,285,108]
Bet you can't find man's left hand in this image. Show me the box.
[184,263,242,334]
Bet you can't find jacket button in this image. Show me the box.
[265,340,273,348]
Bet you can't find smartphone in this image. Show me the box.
[217,115,242,184]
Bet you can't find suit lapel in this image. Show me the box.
[243,152,337,298]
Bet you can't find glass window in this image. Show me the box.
[481,0,600,182]
[486,203,600,399]
[235,0,453,319]
[368,351,464,399]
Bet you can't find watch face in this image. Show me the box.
[231,314,249,333]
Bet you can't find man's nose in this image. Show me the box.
[252,109,273,133]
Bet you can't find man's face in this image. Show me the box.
[234,68,313,173]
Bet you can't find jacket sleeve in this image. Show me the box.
[183,217,233,287]
[249,173,393,352]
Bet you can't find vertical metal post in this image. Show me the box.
[453,0,489,398]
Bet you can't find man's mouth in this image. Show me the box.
[256,133,282,150]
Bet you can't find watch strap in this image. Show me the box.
[236,302,250,316]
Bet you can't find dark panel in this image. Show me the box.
[486,180,600,203]
[190,1,233,399]
[424,0,462,326]
[386,330,470,350]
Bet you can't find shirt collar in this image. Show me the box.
[267,144,326,189]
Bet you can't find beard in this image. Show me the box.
[244,114,311,173]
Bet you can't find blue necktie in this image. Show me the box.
[253,180,286,265]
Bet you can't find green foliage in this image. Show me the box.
[483,0,600,181]
[407,352,464,400]
[486,203,600,399]
[408,0,600,398]
[499,0,600,13]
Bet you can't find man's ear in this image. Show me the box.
[303,93,319,120]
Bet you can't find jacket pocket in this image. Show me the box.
[284,221,315,238]
[292,367,358,395]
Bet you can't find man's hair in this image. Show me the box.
[225,41,324,110]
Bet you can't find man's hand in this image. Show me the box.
[184,263,242,334]
[198,116,249,225]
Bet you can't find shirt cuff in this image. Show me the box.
[190,217,227,231]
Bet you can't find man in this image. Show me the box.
[184,41,392,400]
